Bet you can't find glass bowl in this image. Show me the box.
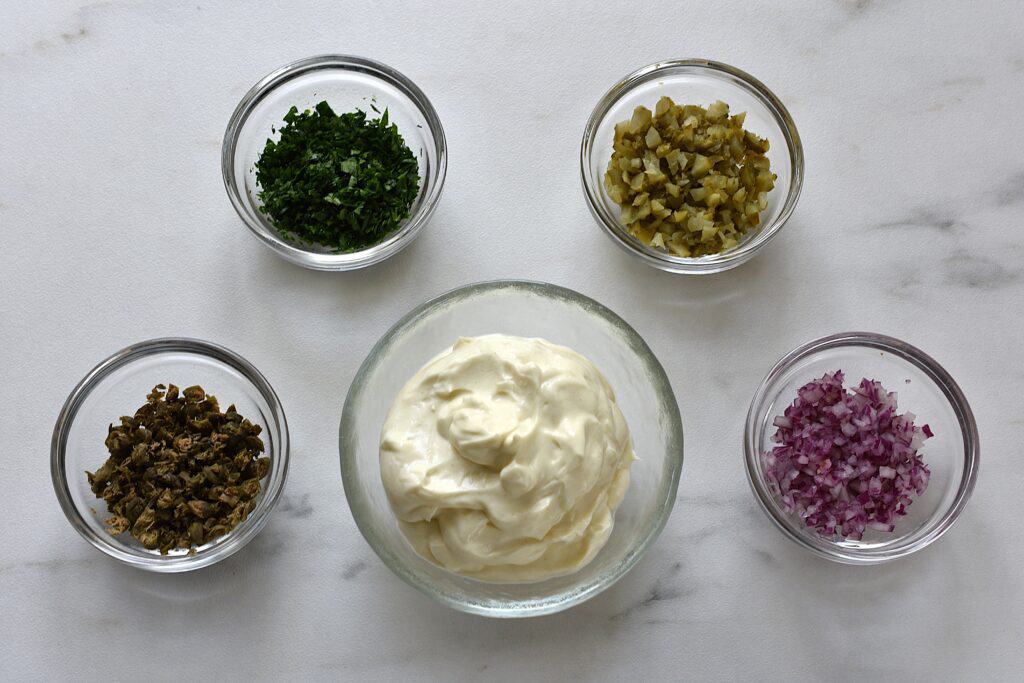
[340,281,683,616]
[581,59,804,274]
[222,54,447,271]
[744,332,978,564]
[51,338,290,572]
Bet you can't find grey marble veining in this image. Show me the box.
[2,0,1023,680]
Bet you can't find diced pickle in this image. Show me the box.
[603,98,776,257]
[645,127,662,149]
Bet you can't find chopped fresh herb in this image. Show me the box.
[254,101,420,252]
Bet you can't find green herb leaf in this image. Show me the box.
[254,101,420,252]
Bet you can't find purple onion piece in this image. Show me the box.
[761,370,932,540]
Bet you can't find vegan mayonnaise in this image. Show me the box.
[379,335,635,583]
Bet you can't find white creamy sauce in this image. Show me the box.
[380,335,635,583]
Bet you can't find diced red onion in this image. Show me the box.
[761,371,931,540]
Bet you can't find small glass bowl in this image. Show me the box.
[340,281,683,616]
[744,332,978,564]
[581,59,804,274]
[51,338,290,572]
[222,55,447,271]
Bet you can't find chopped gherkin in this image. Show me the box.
[604,97,776,257]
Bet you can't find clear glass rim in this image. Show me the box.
[221,54,448,271]
[580,58,805,274]
[51,337,291,572]
[743,331,979,564]
[339,280,684,616]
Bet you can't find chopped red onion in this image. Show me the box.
[761,371,931,540]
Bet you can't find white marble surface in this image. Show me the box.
[2,1,1022,680]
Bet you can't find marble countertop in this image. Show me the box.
[2,1,1021,679]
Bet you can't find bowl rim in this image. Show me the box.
[580,58,804,274]
[51,337,290,572]
[221,53,448,271]
[339,279,684,616]
[743,331,979,564]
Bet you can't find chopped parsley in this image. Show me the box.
[254,101,420,252]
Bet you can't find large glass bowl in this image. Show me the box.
[340,281,683,616]
[744,332,978,563]
[51,338,290,572]
[581,59,803,274]
[222,54,447,270]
